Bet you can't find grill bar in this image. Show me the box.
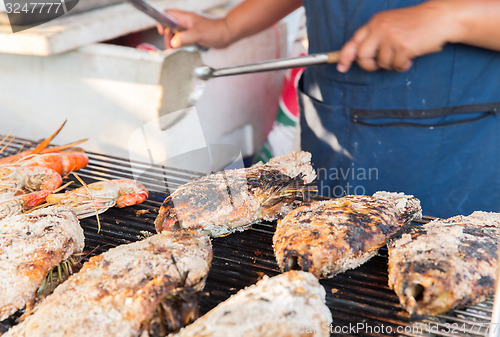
[0,134,494,336]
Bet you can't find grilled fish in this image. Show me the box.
[388,211,500,316]
[273,192,422,278]
[155,151,317,237]
[0,206,84,321]
[4,231,213,337]
[169,271,332,337]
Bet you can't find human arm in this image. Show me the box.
[337,0,500,73]
[160,0,303,49]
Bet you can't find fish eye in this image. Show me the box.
[407,283,425,302]
[171,221,183,231]
[284,255,302,271]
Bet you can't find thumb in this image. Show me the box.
[171,30,200,48]
[337,41,358,73]
[337,28,368,73]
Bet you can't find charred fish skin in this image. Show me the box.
[273,192,421,279]
[4,231,213,337]
[0,206,84,321]
[388,211,500,316]
[169,271,332,337]
[155,151,317,237]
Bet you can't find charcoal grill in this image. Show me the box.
[0,135,495,337]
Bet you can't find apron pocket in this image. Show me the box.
[351,102,500,127]
[347,102,500,217]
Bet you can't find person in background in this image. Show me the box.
[253,11,307,164]
[159,0,500,218]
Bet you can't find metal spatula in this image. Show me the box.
[160,49,340,122]
[194,51,340,80]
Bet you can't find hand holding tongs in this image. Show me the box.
[126,0,207,51]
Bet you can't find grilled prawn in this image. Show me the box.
[155,151,317,237]
[0,206,84,321]
[0,166,62,196]
[273,192,422,278]
[0,190,51,220]
[4,231,212,337]
[0,120,87,168]
[388,211,500,316]
[45,179,149,218]
[0,167,61,219]
[14,151,89,176]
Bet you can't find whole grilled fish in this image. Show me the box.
[0,206,84,321]
[155,151,317,237]
[4,231,212,337]
[169,271,332,337]
[273,192,422,278]
[388,211,500,316]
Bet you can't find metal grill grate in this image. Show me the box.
[0,135,495,336]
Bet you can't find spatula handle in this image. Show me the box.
[326,51,340,64]
[209,51,341,78]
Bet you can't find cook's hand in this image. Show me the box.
[158,9,232,49]
[337,1,458,73]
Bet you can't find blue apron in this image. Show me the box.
[300,0,500,218]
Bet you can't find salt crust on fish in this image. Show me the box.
[0,206,84,321]
[169,271,332,337]
[4,231,212,337]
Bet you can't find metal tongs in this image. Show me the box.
[126,0,207,51]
